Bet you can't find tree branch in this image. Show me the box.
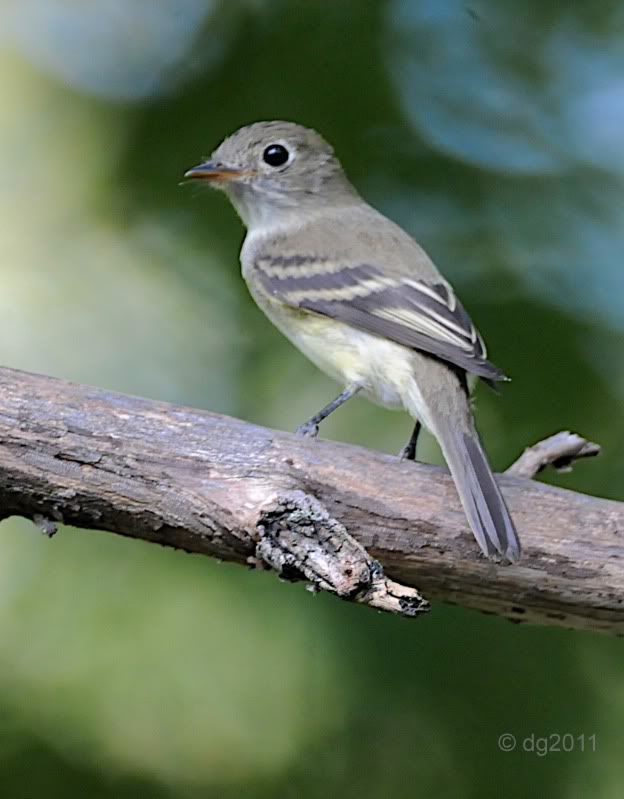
[0,366,621,633]
[506,431,601,479]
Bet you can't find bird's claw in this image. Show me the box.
[399,443,417,462]
[295,421,320,438]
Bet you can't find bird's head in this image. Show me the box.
[184,120,357,227]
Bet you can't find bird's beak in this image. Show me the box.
[183,160,247,183]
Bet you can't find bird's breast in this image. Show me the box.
[245,279,414,410]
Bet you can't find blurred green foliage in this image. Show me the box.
[1,1,623,796]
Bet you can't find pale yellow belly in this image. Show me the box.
[253,293,416,411]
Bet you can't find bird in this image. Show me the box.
[184,120,521,562]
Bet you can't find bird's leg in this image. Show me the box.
[399,420,422,461]
[295,384,362,438]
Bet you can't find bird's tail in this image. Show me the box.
[434,421,521,562]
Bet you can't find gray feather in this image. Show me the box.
[254,252,507,381]
[437,427,521,562]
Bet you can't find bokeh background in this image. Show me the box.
[1,1,623,796]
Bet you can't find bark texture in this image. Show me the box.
[0,367,621,633]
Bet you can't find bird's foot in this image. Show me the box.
[295,421,320,438]
[399,442,417,462]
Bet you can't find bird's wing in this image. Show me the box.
[253,254,507,381]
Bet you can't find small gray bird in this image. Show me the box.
[185,121,521,562]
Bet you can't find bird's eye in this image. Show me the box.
[263,144,290,167]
